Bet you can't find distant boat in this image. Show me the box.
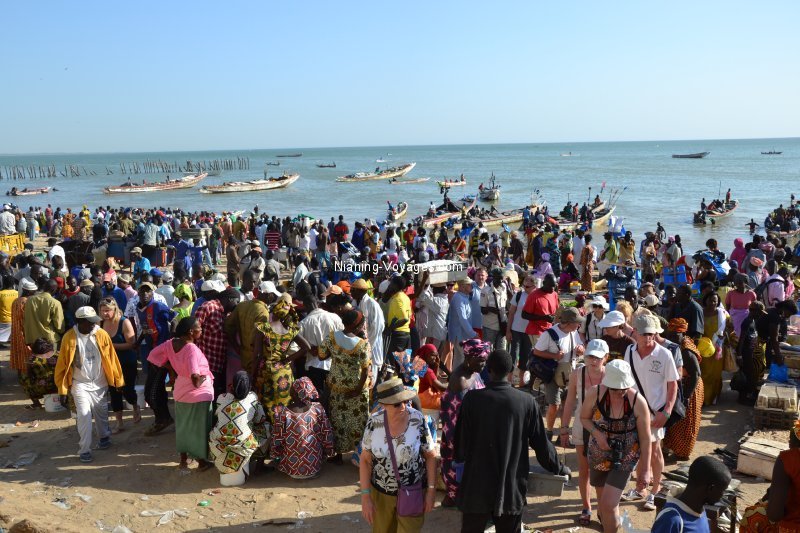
[265,161,281,166]
[437,178,467,189]
[104,173,207,194]
[560,151,576,157]
[316,162,336,168]
[336,162,416,183]
[389,177,430,185]
[376,158,386,163]
[276,153,302,158]
[199,173,299,194]
[478,174,501,202]
[761,150,783,155]
[7,186,52,196]
[672,152,710,159]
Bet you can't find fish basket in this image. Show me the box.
[753,407,799,430]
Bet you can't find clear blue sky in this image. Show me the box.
[2,1,798,153]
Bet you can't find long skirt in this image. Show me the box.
[738,500,779,532]
[20,356,59,401]
[175,401,212,460]
[581,264,594,292]
[329,389,369,454]
[700,355,723,406]
[440,391,464,501]
[256,360,293,423]
[663,378,705,459]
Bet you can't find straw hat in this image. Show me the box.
[602,359,636,389]
[375,376,416,405]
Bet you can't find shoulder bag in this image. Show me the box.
[625,345,685,428]
[384,410,424,517]
[528,328,560,384]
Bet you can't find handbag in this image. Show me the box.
[384,410,424,517]
[721,340,738,373]
[528,328,562,384]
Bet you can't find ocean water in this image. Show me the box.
[1,137,798,254]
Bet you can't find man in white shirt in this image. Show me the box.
[571,230,585,271]
[480,268,508,351]
[532,307,585,436]
[351,278,385,385]
[46,237,66,264]
[624,314,680,510]
[299,295,344,402]
[764,262,788,308]
[0,205,16,235]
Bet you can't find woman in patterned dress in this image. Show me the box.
[439,339,489,508]
[209,371,270,479]
[19,338,59,408]
[270,377,335,479]
[10,282,36,378]
[253,298,310,422]
[323,309,371,463]
[580,234,595,293]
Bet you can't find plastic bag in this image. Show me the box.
[768,363,789,383]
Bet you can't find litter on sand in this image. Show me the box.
[3,452,38,468]
[51,497,71,510]
[75,492,92,503]
[140,509,189,526]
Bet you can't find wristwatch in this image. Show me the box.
[661,408,671,418]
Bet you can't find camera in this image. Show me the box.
[609,439,625,471]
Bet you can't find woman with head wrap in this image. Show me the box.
[19,338,59,409]
[662,318,705,460]
[147,316,214,471]
[252,298,310,423]
[171,281,195,322]
[724,273,757,338]
[439,339,490,507]
[321,309,372,464]
[270,377,335,479]
[208,370,270,482]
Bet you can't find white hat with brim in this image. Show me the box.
[602,359,636,389]
[258,280,281,297]
[75,306,101,323]
[588,296,609,311]
[376,376,417,405]
[634,314,663,335]
[597,310,626,328]
[20,278,38,292]
[584,339,609,358]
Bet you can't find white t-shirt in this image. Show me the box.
[479,284,508,331]
[534,324,583,364]
[510,290,530,333]
[625,343,680,414]
[72,328,108,391]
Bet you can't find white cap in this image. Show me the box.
[201,279,226,293]
[602,359,636,389]
[584,339,609,358]
[643,294,660,307]
[75,306,101,323]
[597,310,626,328]
[258,280,281,297]
[20,277,38,291]
[161,271,174,283]
[378,279,391,294]
[589,295,609,311]
[212,272,227,283]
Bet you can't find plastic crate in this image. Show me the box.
[754,407,799,430]
[757,384,798,411]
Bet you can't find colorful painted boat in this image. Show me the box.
[199,173,299,194]
[103,173,207,194]
[336,162,416,182]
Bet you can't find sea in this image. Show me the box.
[1,137,798,254]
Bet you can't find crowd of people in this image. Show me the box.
[3,197,800,532]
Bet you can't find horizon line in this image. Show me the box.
[1,134,798,157]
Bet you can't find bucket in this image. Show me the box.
[43,394,66,413]
[220,461,249,487]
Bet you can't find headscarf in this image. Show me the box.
[271,298,298,329]
[460,339,492,361]
[667,318,688,333]
[292,377,319,406]
[174,282,194,302]
[416,344,438,362]
[232,370,251,401]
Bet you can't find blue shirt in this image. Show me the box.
[133,257,151,281]
[447,291,475,343]
[102,286,128,311]
[652,498,709,533]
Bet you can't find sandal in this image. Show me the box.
[25,403,43,410]
[579,509,592,526]
[144,419,174,436]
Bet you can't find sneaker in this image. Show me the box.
[622,489,645,501]
[643,494,657,511]
[522,371,531,385]
[79,452,93,463]
[97,437,111,450]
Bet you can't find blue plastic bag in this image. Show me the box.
[768,363,789,383]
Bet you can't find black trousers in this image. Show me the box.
[387,331,410,353]
[144,365,172,424]
[109,360,138,412]
[306,367,330,412]
[460,512,522,533]
[212,369,226,402]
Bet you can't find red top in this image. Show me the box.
[521,288,559,336]
[419,368,437,394]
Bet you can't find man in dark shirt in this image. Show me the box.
[669,285,704,342]
[756,300,798,367]
[455,350,569,533]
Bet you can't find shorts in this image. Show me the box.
[589,468,632,490]
[651,426,665,442]
[543,380,564,406]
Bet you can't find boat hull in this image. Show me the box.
[390,177,430,185]
[706,200,738,218]
[337,162,416,183]
[9,187,52,196]
[479,188,500,201]
[437,181,467,188]
[199,174,300,194]
[672,152,710,159]
[103,173,207,194]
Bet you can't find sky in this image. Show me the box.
[2,1,799,153]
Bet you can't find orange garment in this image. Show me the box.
[9,297,28,371]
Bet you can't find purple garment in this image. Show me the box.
[439,373,484,500]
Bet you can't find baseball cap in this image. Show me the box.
[258,280,281,297]
[597,310,626,328]
[585,339,610,358]
[322,284,343,297]
[138,282,156,292]
[131,247,142,254]
[161,271,174,283]
[75,306,101,323]
[149,268,163,277]
[634,314,663,335]
[643,294,660,307]
[20,278,38,291]
[559,307,583,324]
[102,272,114,283]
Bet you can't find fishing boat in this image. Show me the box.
[761,151,783,155]
[336,162,416,183]
[560,152,576,157]
[553,205,617,232]
[387,201,408,222]
[672,152,710,159]
[389,177,430,185]
[7,186,52,196]
[478,174,501,201]
[276,153,302,158]
[103,173,207,194]
[418,196,478,229]
[316,162,336,168]
[199,173,300,194]
[457,208,526,229]
[436,178,467,189]
[376,158,386,163]
[265,162,281,166]
[706,199,738,218]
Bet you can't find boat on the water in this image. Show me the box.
[336,162,416,183]
[437,178,467,189]
[761,151,783,155]
[706,199,738,218]
[693,199,738,224]
[417,196,478,229]
[389,177,430,185]
[387,201,408,222]
[7,186,52,196]
[672,152,710,159]
[103,173,207,194]
[276,153,302,158]
[265,162,281,166]
[478,174,501,201]
[316,162,336,168]
[199,173,300,194]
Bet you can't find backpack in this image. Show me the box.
[755,277,784,307]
